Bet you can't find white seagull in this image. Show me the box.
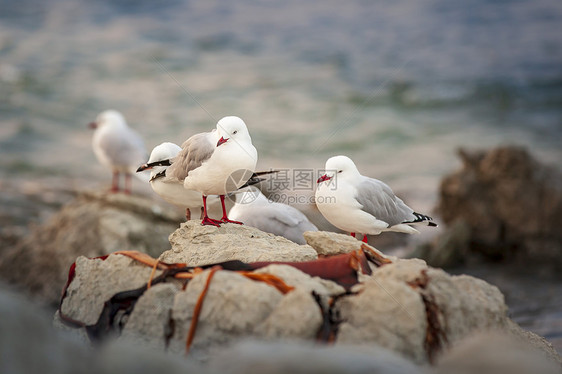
[136,142,219,220]
[165,116,258,226]
[315,155,437,242]
[89,110,147,194]
[228,187,318,245]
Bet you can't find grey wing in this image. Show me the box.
[355,177,414,226]
[236,204,316,244]
[166,132,214,181]
[270,202,317,230]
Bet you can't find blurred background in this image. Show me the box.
[0,0,561,355]
[1,0,561,209]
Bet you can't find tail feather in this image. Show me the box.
[402,212,438,227]
[253,170,279,177]
[238,170,280,189]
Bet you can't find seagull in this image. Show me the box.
[228,187,318,244]
[315,155,437,242]
[136,142,219,220]
[165,116,258,226]
[89,110,147,194]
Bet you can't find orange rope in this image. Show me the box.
[238,272,295,294]
[185,266,220,355]
[114,250,188,269]
[146,260,159,289]
[114,250,162,268]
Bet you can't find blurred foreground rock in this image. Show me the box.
[0,284,203,374]
[434,331,560,374]
[0,190,182,305]
[4,278,558,374]
[56,225,561,369]
[428,146,562,269]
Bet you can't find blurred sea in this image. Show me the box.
[0,0,561,210]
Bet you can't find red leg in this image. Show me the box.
[362,234,368,243]
[350,232,356,238]
[200,195,222,226]
[220,195,243,225]
[111,171,119,193]
[124,174,132,194]
[185,208,191,221]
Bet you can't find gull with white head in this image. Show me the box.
[315,155,437,242]
[165,116,258,226]
[89,110,147,194]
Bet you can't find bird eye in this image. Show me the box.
[338,170,343,173]
[233,130,238,134]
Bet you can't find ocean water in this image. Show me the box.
[0,0,561,214]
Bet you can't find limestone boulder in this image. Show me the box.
[55,223,561,369]
[161,221,317,265]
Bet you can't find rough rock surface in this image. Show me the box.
[304,230,365,256]
[434,331,560,374]
[437,146,562,267]
[0,190,182,305]
[304,230,398,261]
[60,255,164,325]
[168,269,285,357]
[254,264,346,296]
[336,262,429,363]
[161,220,317,265]
[56,228,561,368]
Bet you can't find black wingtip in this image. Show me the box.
[253,170,280,176]
[428,222,438,227]
[238,177,266,190]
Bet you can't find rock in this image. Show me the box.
[60,254,164,325]
[304,231,362,256]
[161,221,317,265]
[437,146,562,268]
[254,264,346,296]
[168,269,284,357]
[254,288,323,340]
[336,271,428,363]
[303,230,394,261]
[0,284,202,374]
[434,331,560,374]
[335,258,540,365]
[505,319,562,367]
[208,340,424,374]
[0,190,182,306]
[56,225,561,368]
[119,283,179,350]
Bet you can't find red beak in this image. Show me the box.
[88,122,97,129]
[217,136,228,147]
[317,174,332,184]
